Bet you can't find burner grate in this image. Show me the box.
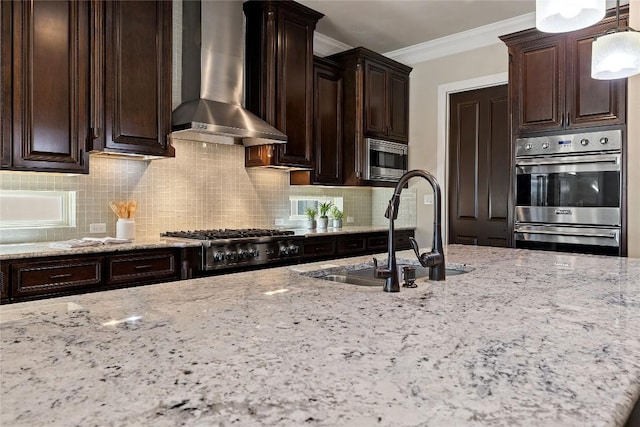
[161,228,295,240]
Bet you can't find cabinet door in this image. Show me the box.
[103,1,173,157]
[1,1,11,167]
[272,8,315,168]
[302,237,336,259]
[566,22,626,129]
[313,58,343,184]
[9,0,89,173]
[387,71,409,142]
[511,36,566,134]
[337,235,367,255]
[363,60,387,138]
[12,256,102,299]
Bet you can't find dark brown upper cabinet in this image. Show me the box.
[500,7,627,136]
[92,0,174,157]
[291,56,344,186]
[328,47,412,186]
[243,0,323,169]
[1,0,90,173]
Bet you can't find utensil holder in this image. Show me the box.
[116,219,135,240]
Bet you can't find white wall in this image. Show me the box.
[408,43,508,247]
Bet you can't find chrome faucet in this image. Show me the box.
[374,169,446,292]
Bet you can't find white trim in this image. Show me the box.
[385,13,535,65]
[313,32,353,57]
[436,72,508,244]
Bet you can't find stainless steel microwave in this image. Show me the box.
[364,138,408,181]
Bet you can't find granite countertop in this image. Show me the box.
[292,225,415,237]
[0,226,415,260]
[0,238,202,260]
[1,245,639,426]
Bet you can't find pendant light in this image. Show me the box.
[536,0,606,33]
[591,1,640,80]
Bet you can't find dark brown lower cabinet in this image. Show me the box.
[303,230,414,261]
[4,248,181,303]
[1,262,9,302]
[106,249,178,286]
[11,256,103,300]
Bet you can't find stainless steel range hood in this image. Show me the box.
[171,0,287,146]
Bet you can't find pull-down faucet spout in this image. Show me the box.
[373,169,445,292]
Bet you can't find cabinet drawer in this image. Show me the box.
[367,234,388,251]
[106,250,178,285]
[303,238,336,259]
[395,230,414,250]
[12,257,102,298]
[337,236,367,255]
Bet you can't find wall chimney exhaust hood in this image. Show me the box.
[171,0,287,146]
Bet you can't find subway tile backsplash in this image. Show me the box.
[0,139,415,244]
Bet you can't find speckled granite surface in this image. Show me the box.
[0,226,414,260]
[1,245,639,426]
[0,238,201,260]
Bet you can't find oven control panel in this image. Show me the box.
[203,239,303,271]
[515,129,621,157]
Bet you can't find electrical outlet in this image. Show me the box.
[89,223,107,233]
[346,216,355,223]
[424,194,434,205]
[274,218,285,226]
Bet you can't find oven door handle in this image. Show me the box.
[515,155,619,167]
[516,229,618,239]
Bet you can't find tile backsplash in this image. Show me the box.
[0,139,415,244]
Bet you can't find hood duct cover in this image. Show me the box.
[171,0,287,146]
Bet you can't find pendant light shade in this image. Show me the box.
[536,0,606,33]
[592,30,640,79]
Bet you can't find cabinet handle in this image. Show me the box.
[346,243,360,248]
[560,113,564,127]
[50,273,72,280]
[566,112,571,126]
[134,264,153,270]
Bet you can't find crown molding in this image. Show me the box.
[313,32,353,57]
[385,12,536,65]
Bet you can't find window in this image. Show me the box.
[289,196,343,220]
[0,190,76,229]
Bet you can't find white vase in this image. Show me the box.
[332,219,343,229]
[116,218,135,240]
[317,217,329,229]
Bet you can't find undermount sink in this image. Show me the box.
[319,265,468,287]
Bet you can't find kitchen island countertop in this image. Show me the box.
[1,245,639,426]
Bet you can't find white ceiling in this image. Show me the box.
[297,0,629,55]
[297,0,536,54]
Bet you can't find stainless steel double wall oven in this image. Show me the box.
[514,129,623,256]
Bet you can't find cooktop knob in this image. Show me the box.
[599,137,609,145]
[541,141,550,149]
[279,245,290,256]
[524,143,532,151]
[237,250,249,260]
[225,251,237,261]
[580,138,589,146]
[213,251,225,262]
[289,244,300,255]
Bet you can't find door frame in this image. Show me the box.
[436,72,508,244]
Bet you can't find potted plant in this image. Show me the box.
[305,207,317,229]
[331,206,344,229]
[317,201,333,229]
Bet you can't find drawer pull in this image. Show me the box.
[50,273,72,280]
[134,264,153,270]
[347,243,360,248]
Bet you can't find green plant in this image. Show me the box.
[318,201,333,218]
[330,206,344,220]
[305,207,317,220]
